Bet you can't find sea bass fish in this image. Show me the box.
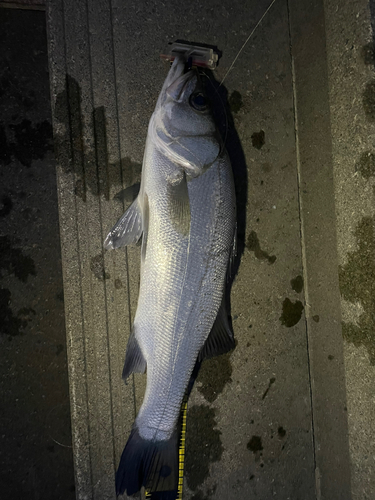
[104,55,236,498]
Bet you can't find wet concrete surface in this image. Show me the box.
[324,1,375,497]
[0,8,75,499]
[3,0,373,499]
[46,0,319,498]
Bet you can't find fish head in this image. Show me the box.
[150,57,221,177]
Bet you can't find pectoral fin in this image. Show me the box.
[167,172,190,237]
[104,196,143,250]
[198,298,235,361]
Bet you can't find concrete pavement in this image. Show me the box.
[46,0,374,498]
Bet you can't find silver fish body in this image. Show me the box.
[105,56,236,497]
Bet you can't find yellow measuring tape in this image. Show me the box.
[145,395,188,500]
[177,396,188,499]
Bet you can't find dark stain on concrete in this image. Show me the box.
[0,118,53,168]
[1,9,75,497]
[246,231,276,264]
[0,288,36,336]
[280,298,304,327]
[66,75,87,201]
[355,151,375,179]
[114,278,123,289]
[261,162,272,173]
[190,485,217,500]
[56,344,64,356]
[312,315,320,323]
[251,130,265,149]
[120,158,142,192]
[185,405,224,491]
[114,180,141,204]
[290,275,303,293]
[54,77,143,203]
[363,80,375,121]
[262,377,276,400]
[190,492,207,500]
[74,179,85,201]
[197,352,233,403]
[362,43,375,65]
[55,76,95,202]
[339,216,375,364]
[90,254,110,280]
[93,106,110,200]
[277,426,286,438]
[0,124,12,165]
[53,78,73,175]
[247,435,263,453]
[328,354,334,361]
[0,235,36,282]
[228,90,243,113]
[9,119,53,167]
[0,57,36,108]
[0,195,13,216]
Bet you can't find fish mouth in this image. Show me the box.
[160,56,201,103]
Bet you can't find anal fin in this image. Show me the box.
[198,298,235,362]
[122,329,147,381]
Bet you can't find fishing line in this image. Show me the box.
[199,0,278,151]
[219,0,279,87]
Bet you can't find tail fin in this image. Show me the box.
[116,361,202,499]
[115,427,179,497]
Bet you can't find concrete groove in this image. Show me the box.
[104,1,138,429]
[286,3,319,496]
[288,1,352,498]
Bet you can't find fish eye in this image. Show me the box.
[189,92,208,111]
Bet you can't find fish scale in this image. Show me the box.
[135,159,233,437]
